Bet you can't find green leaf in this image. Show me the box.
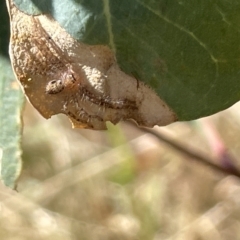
[11,0,240,120]
[0,56,24,188]
[0,0,24,188]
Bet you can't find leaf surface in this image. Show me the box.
[11,0,240,120]
[0,57,24,188]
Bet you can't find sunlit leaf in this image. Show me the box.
[13,0,240,120]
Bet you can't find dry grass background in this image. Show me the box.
[1,101,240,240]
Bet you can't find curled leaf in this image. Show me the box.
[6,0,177,129]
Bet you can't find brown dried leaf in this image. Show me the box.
[6,0,177,130]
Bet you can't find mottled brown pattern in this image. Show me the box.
[6,0,177,129]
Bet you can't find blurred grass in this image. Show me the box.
[1,101,240,240]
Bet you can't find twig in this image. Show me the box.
[136,125,240,178]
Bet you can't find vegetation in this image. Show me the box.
[1,1,240,239]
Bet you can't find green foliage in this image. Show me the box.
[1,0,240,187]
[0,1,24,188]
[0,57,24,188]
[13,0,240,120]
